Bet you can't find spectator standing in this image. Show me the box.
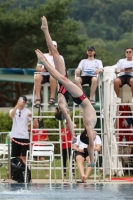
[9,96,32,164]
[61,121,76,176]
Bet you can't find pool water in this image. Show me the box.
[0,183,133,200]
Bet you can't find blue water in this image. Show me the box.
[0,183,133,200]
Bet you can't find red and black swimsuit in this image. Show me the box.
[58,83,69,103]
[58,72,69,103]
[72,93,87,104]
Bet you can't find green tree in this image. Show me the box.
[70,0,133,40]
[0,0,86,106]
[119,10,133,32]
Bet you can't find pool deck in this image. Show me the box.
[1,178,133,184]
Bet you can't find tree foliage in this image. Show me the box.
[0,0,86,69]
[0,0,133,106]
[71,0,133,41]
[0,0,133,69]
[0,0,86,106]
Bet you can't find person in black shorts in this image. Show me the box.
[34,40,65,107]
[73,130,101,182]
[9,96,32,164]
[74,46,103,105]
[35,16,97,167]
[114,47,133,104]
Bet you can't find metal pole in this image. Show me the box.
[8,135,11,179]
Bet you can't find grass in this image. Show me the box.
[0,166,7,179]
[1,159,132,181]
[0,159,61,180]
[0,158,96,180]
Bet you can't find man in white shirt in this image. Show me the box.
[114,47,133,103]
[72,130,101,183]
[34,41,65,107]
[9,96,32,164]
[75,46,103,104]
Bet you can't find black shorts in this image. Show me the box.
[81,76,94,86]
[75,151,89,160]
[11,138,29,157]
[72,93,87,105]
[118,75,133,87]
[41,75,50,84]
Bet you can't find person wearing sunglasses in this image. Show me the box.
[114,47,133,103]
[9,96,32,164]
[74,46,103,105]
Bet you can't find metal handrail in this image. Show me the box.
[0,132,11,179]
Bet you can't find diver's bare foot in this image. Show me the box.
[82,175,86,183]
[41,16,48,31]
[84,175,87,182]
[35,49,48,64]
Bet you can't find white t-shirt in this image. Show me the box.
[116,58,133,76]
[75,134,102,150]
[37,53,65,76]
[10,107,32,139]
[78,59,103,77]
